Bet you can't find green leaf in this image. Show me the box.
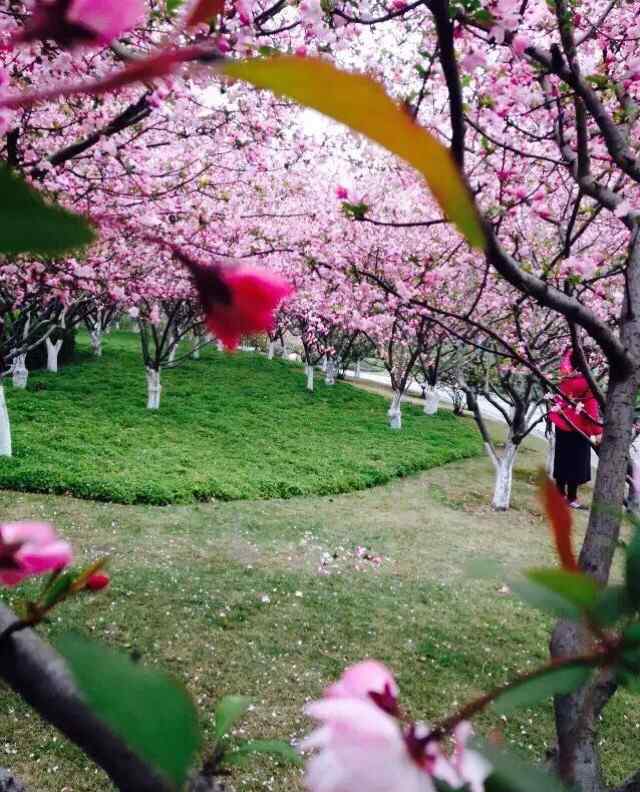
[617,624,640,691]
[41,572,74,609]
[591,585,633,626]
[222,739,302,767]
[222,57,485,249]
[57,633,200,788]
[0,166,95,255]
[525,568,600,612]
[214,695,251,739]
[479,742,568,792]
[511,578,581,620]
[626,526,640,608]
[166,0,185,13]
[492,664,592,714]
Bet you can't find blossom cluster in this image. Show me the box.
[303,660,491,792]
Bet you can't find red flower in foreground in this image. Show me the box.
[177,251,294,350]
[86,571,110,591]
[16,0,145,49]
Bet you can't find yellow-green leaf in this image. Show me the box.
[222,56,485,249]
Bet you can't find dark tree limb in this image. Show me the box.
[0,604,173,792]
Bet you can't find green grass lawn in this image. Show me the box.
[0,332,481,505]
[0,451,636,792]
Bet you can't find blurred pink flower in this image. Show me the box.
[303,698,435,792]
[0,522,72,586]
[17,0,145,49]
[326,660,399,715]
[180,254,294,350]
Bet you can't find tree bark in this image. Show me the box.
[146,367,162,410]
[388,390,403,430]
[90,329,103,358]
[546,429,556,478]
[45,338,62,374]
[551,372,639,792]
[0,605,172,792]
[11,356,28,390]
[423,385,440,415]
[491,441,518,510]
[551,228,640,790]
[0,386,11,457]
[306,366,314,392]
[325,359,337,385]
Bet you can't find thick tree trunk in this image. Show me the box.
[11,356,28,390]
[423,385,440,415]
[388,390,403,430]
[491,441,518,511]
[45,338,62,373]
[629,437,640,520]
[146,367,162,410]
[306,366,314,392]
[267,341,275,360]
[354,360,361,379]
[0,386,12,457]
[325,359,337,386]
[89,329,102,357]
[551,372,640,792]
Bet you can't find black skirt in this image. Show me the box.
[554,427,592,485]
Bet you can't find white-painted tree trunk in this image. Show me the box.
[12,355,28,389]
[268,341,276,360]
[89,329,103,357]
[321,355,327,372]
[354,360,361,379]
[146,367,162,410]
[0,386,12,457]
[388,390,403,430]
[325,359,337,385]
[306,366,315,392]
[423,385,440,415]
[546,429,556,477]
[216,339,224,352]
[282,342,288,359]
[191,343,200,360]
[45,338,62,373]
[491,441,518,511]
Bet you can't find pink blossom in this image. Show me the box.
[303,698,435,792]
[335,185,349,200]
[428,723,492,792]
[326,660,399,715]
[461,50,486,71]
[0,522,72,587]
[511,34,530,57]
[180,254,294,350]
[17,0,145,49]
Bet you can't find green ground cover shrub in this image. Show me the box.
[0,332,481,504]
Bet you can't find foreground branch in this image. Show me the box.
[0,604,172,792]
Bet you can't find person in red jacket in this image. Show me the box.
[549,347,603,508]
